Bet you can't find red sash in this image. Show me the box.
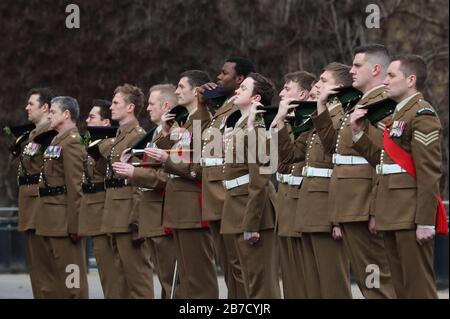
[383,126,448,235]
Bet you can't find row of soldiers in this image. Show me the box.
[11,44,445,299]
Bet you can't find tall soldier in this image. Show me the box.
[275,71,316,299]
[146,71,219,298]
[78,99,127,298]
[222,73,280,298]
[272,63,353,298]
[101,84,154,298]
[113,84,179,298]
[311,44,396,298]
[35,96,89,298]
[350,55,442,298]
[199,57,254,299]
[16,88,54,298]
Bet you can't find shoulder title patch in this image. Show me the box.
[416,107,436,116]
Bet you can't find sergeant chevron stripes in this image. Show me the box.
[413,130,439,146]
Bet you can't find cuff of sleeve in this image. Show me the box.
[417,225,436,230]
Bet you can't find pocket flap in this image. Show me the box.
[388,173,417,189]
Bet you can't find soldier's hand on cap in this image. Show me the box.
[112,162,135,178]
[317,84,340,115]
[332,226,343,241]
[120,148,132,163]
[247,101,265,130]
[368,216,377,235]
[416,227,435,246]
[243,231,260,245]
[198,82,218,95]
[161,111,176,137]
[145,147,169,163]
[350,108,368,136]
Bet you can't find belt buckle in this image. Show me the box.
[332,154,337,164]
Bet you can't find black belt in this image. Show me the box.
[39,186,66,197]
[18,174,40,186]
[105,178,128,189]
[82,182,105,194]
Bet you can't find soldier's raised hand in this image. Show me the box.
[350,108,368,136]
[317,84,340,115]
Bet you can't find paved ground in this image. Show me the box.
[0,271,448,299]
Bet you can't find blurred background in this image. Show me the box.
[0,0,448,289]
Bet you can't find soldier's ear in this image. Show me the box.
[298,89,308,100]
[41,103,50,113]
[252,94,262,103]
[103,119,111,126]
[127,103,136,113]
[407,74,417,89]
[236,75,245,85]
[372,64,382,77]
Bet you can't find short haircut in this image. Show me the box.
[284,71,317,91]
[92,99,112,120]
[354,44,391,72]
[180,70,211,89]
[114,84,144,111]
[51,96,79,122]
[323,62,353,87]
[391,54,428,91]
[225,57,256,77]
[149,84,177,107]
[247,72,276,106]
[27,87,54,108]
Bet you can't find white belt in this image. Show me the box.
[276,173,291,184]
[302,166,333,178]
[200,157,224,167]
[223,174,250,190]
[376,164,407,175]
[168,174,180,179]
[288,176,303,186]
[333,154,369,165]
[138,187,153,192]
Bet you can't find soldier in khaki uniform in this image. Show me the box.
[272,63,353,298]
[311,44,396,298]
[16,88,54,298]
[35,96,88,298]
[274,71,316,299]
[199,57,255,299]
[78,100,128,298]
[350,55,441,298]
[113,84,178,299]
[222,73,280,298]
[102,84,154,298]
[146,71,219,298]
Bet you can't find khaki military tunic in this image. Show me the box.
[35,127,89,298]
[353,92,440,298]
[222,116,280,299]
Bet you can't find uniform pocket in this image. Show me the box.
[307,177,330,192]
[388,173,416,189]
